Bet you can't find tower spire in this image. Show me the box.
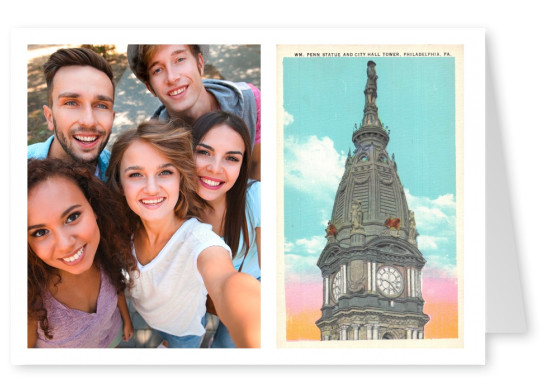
[353,61,388,150]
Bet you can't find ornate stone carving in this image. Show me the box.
[350,200,364,234]
[348,259,366,293]
[408,210,418,246]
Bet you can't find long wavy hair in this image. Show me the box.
[191,111,254,260]
[105,119,208,233]
[27,158,136,340]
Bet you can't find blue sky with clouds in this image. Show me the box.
[283,54,457,283]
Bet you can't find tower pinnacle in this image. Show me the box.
[354,61,388,150]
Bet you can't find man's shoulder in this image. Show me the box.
[203,79,253,93]
[27,135,54,159]
[100,148,111,161]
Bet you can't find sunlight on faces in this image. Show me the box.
[194,124,245,204]
[43,66,114,164]
[119,140,182,223]
[27,177,100,276]
[145,45,205,118]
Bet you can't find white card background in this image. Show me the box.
[2,1,549,388]
[10,27,485,366]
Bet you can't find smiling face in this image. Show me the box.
[145,45,207,120]
[28,176,100,276]
[43,65,115,165]
[194,124,245,205]
[119,140,182,224]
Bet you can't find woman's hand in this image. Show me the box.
[122,319,134,342]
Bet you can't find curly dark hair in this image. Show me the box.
[27,158,136,340]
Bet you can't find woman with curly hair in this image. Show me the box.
[27,158,136,348]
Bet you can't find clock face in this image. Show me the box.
[376,266,403,298]
[332,270,343,302]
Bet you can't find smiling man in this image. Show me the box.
[126,44,261,180]
[27,47,115,181]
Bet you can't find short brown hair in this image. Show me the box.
[43,47,115,107]
[106,119,208,231]
[127,44,203,84]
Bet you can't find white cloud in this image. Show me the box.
[405,189,457,271]
[284,235,327,280]
[284,110,294,126]
[405,189,456,234]
[284,241,295,253]
[418,235,439,250]
[284,135,346,201]
[434,193,455,208]
[284,253,323,284]
[295,235,327,255]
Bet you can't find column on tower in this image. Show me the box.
[341,264,347,296]
[367,261,377,293]
[352,324,360,340]
[323,275,329,305]
[366,324,373,340]
[407,268,417,297]
[339,325,349,340]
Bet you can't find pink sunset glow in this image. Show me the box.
[284,272,458,341]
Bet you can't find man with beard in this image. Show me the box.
[28,47,115,181]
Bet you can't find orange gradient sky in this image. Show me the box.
[285,274,458,341]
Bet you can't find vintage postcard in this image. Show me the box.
[276,37,485,364]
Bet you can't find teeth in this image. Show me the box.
[142,197,164,205]
[75,135,98,142]
[202,178,222,187]
[169,87,186,96]
[63,246,84,263]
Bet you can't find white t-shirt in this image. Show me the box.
[129,218,231,337]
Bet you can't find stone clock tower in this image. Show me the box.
[316,61,430,340]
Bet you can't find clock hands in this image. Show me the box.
[379,277,400,292]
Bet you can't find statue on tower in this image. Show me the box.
[408,210,419,246]
[325,221,337,238]
[350,200,363,230]
[365,60,378,104]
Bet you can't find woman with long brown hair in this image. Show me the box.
[192,111,261,348]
